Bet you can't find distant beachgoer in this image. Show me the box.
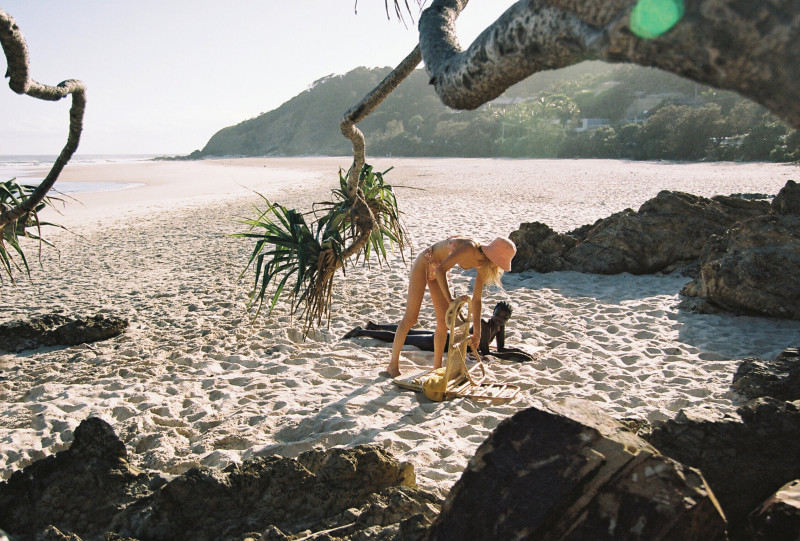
[386,236,517,377]
[343,301,535,362]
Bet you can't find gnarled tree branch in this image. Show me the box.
[0,9,86,229]
[420,0,800,129]
[339,45,421,261]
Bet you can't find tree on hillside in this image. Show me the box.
[245,0,800,329]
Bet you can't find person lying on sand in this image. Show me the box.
[343,301,535,363]
[386,236,518,377]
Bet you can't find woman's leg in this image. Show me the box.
[388,257,428,376]
[428,279,451,369]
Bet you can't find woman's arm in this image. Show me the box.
[471,271,484,350]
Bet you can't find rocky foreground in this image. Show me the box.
[1,348,799,541]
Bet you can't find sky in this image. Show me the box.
[0,1,517,156]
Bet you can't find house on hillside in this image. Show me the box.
[575,118,610,132]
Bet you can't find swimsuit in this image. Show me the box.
[423,236,461,281]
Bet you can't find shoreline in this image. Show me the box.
[2,157,799,498]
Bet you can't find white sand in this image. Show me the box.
[2,157,799,499]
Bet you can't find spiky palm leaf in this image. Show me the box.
[234,196,345,331]
[236,164,409,332]
[315,164,409,266]
[0,178,63,283]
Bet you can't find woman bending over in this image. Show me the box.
[387,236,516,377]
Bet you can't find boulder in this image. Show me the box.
[772,179,800,215]
[749,479,800,540]
[425,399,726,541]
[0,417,148,541]
[0,314,128,352]
[508,221,577,273]
[680,214,800,319]
[0,417,440,541]
[645,399,800,539]
[732,348,800,402]
[510,190,769,274]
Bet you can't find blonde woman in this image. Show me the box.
[387,236,516,377]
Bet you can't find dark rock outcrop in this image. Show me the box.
[772,179,800,215]
[645,399,800,540]
[680,213,800,319]
[0,417,439,541]
[425,399,726,541]
[732,348,800,402]
[749,479,800,540]
[680,180,800,319]
[0,314,128,352]
[0,417,147,541]
[508,221,578,273]
[510,190,769,275]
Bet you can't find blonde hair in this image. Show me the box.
[479,259,504,288]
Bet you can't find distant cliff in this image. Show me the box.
[187,63,798,162]
[188,62,615,159]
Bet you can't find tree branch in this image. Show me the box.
[0,9,86,229]
[419,0,800,129]
[340,45,422,198]
[419,0,599,110]
[339,45,422,261]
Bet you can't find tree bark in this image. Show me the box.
[338,45,421,261]
[340,46,422,200]
[0,9,86,229]
[419,0,800,129]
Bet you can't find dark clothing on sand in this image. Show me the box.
[345,319,533,362]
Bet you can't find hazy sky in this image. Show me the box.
[1,1,516,156]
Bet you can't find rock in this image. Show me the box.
[425,399,726,541]
[772,179,800,215]
[508,221,578,273]
[0,314,128,352]
[114,449,437,541]
[0,417,440,541]
[645,399,800,539]
[0,417,149,541]
[680,213,800,319]
[510,190,769,274]
[732,348,800,402]
[749,479,800,540]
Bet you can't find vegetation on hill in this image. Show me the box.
[189,62,799,162]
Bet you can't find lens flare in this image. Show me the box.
[630,0,685,39]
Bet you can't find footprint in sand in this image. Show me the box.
[112,405,138,421]
[394,428,429,440]
[315,366,346,379]
[620,355,639,366]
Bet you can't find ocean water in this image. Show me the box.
[0,154,159,194]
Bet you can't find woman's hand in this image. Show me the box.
[471,329,481,350]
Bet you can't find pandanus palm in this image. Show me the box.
[0,179,63,282]
[236,42,422,334]
[236,164,409,333]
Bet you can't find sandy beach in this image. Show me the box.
[2,156,800,499]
